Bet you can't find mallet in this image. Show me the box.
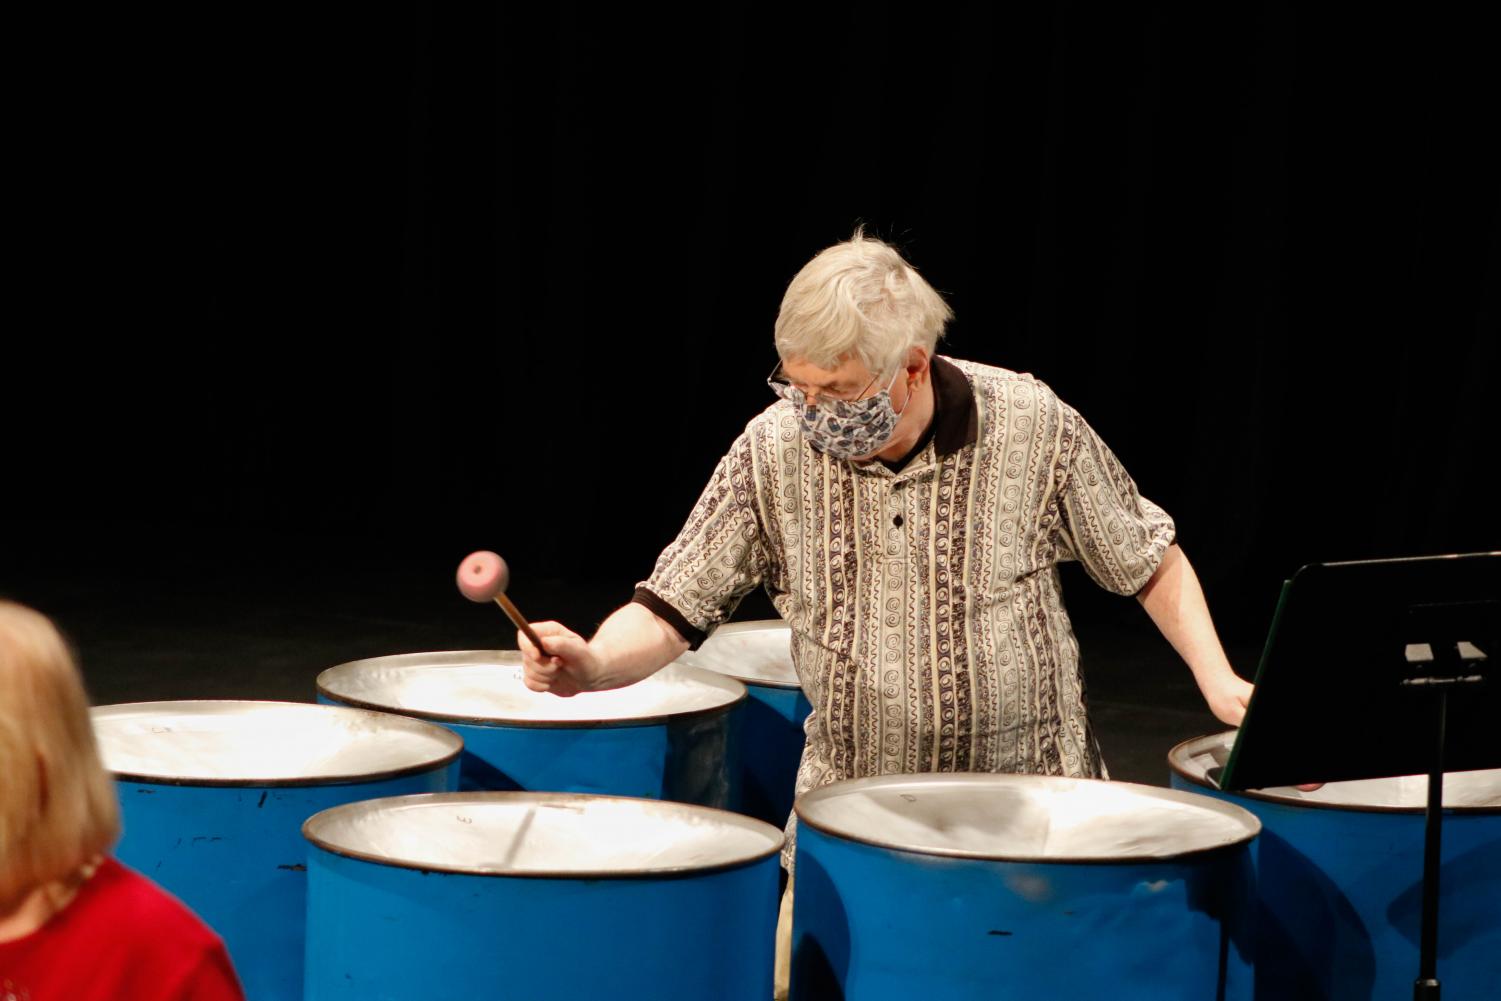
[456,550,549,656]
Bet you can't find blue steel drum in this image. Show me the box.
[317,651,745,806]
[1169,731,1501,1000]
[302,791,783,999]
[93,700,461,1001]
[791,773,1261,1001]
[677,619,811,826]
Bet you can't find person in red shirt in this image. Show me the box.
[0,600,244,1001]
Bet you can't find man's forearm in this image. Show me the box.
[585,602,691,690]
[1136,544,1238,688]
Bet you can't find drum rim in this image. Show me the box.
[1167,731,1501,815]
[693,620,802,691]
[794,772,1262,863]
[301,791,786,879]
[92,699,464,787]
[317,650,748,727]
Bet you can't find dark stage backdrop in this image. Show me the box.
[5,4,1497,647]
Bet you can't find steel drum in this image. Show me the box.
[791,773,1261,1000]
[94,700,461,1001]
[1169,731,1501,1000]
[677,619,811,825]
[302,791,783,999]
[317,651,745,806]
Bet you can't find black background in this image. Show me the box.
[4,5,1496,708]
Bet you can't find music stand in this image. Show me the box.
[1219,551,1500,1001]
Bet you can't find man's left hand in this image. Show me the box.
[1203,673,1254,727]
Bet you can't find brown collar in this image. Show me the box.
[930,355,980,456]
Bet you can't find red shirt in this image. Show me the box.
[0,857,243,1001]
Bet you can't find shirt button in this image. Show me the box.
[893,514,904,527]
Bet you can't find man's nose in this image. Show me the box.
[801,385,833,410]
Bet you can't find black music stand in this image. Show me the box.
[1218,551,1500,1001]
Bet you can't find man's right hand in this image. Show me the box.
[519,622,601,697]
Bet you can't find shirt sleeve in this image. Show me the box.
[1054,404,1176,596]
[177,942,247,996]
[172,941,246,1001]
[634,429,769,648]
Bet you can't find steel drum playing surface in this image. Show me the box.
[791,773,1261,1000]
[302,792,783,999]
[317,651,745,805]
[94,700,461,1001]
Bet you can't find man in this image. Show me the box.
[518,229,1252,994]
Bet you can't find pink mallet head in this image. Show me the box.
[457,550,510,603]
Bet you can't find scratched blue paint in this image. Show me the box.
[790,818,1256,1000]
[114,766,457,1001]
[301,815,780,999]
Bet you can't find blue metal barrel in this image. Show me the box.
[678,620,811,826]
[93,700,462,1001]
[791,773,1261,1000]
[302,791,783,999]
[1169,731,1501,1000]
[317,651,745,806]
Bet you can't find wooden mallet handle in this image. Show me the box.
[493,592,548,656]
[456,550,549,656]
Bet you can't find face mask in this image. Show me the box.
[769,368,909,460]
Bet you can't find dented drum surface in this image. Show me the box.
[791,773,1261,1000]
[317,651,745,806]
[94,700,461,1001]
[302,792,783,999]
[1170,731,1501,1000]
[677,620,811,825]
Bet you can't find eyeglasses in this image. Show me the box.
[767,361,888,414]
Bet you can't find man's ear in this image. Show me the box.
[906,346,932,383]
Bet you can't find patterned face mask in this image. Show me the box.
[768,366,909,460]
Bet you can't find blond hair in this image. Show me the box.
[774,227,954,378]
[0,601,120,903]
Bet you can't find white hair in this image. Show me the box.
[774,227,954,377]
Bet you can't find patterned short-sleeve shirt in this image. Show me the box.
[634,356,1176,849]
